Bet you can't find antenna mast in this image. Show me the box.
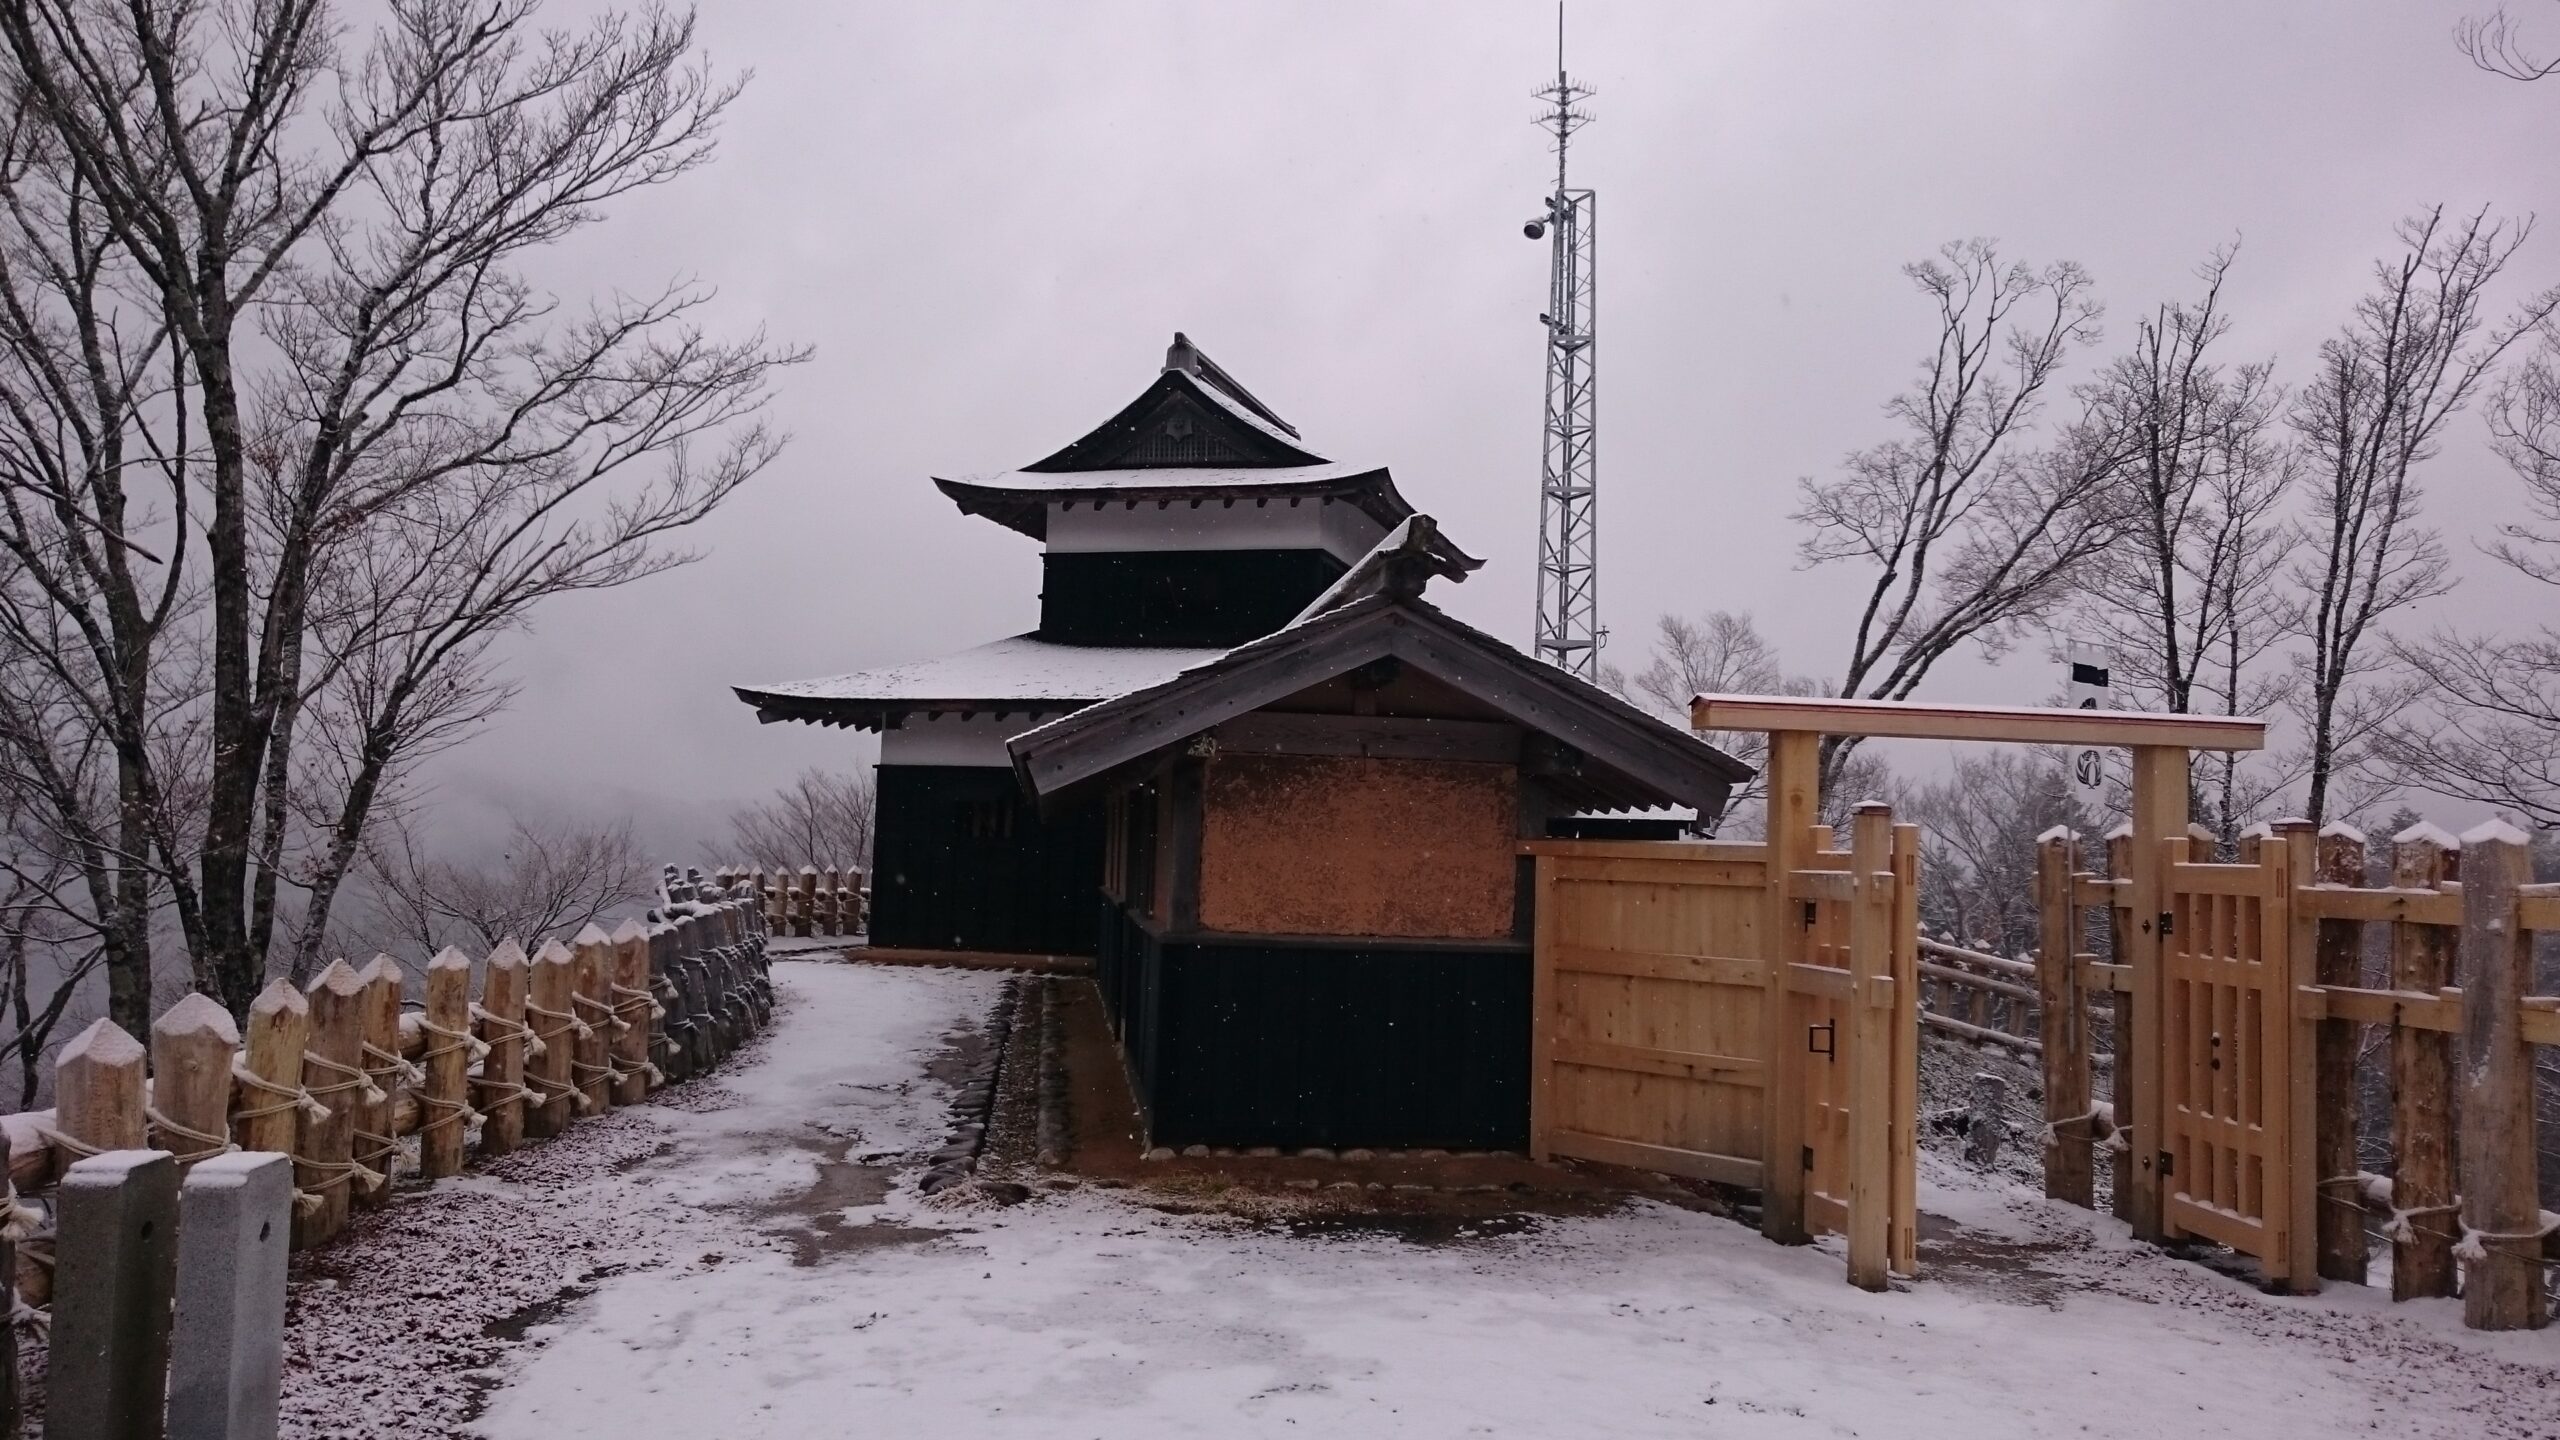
[1526,5,1599,678]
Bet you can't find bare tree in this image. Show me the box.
[2381,315,2560,824]
[1902,748,2086,960]
[2284,208,2557,823]
[0,2,806,1016]
[2461,5,2560,78]
[351,806,652,958]
[1795,239,2128,792]
[2068,247,2295,844]
[725,769,877,872]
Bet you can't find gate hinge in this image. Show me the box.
[2158,1149,2175,1178]
[1802,1145,1814,1174]
[1802,901,1818,928]
[2157,910,2174,938]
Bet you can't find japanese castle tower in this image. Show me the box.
[736,335,1424,956]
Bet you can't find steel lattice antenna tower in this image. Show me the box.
[1525,8,1599,678]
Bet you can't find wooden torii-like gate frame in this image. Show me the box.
[1690,694,2269,1250]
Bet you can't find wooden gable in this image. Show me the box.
[1022,368,1327,472]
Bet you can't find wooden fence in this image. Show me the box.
[713,864,866,938]
[3,871,772,1433]
[2034,818,2558,1330]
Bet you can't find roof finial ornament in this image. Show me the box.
[1163,331,1200,376]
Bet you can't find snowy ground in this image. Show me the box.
[286,961,2560,1440]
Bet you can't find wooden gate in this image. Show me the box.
[2157,839,2314,1289]
[1524,794,1918,1290]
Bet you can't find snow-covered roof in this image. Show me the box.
[736,634,1226,731]
[949,459,1385,497]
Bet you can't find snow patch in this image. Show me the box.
[2389,819,2462,850]
[2459,817,2532,847]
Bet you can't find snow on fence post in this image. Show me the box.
[354,957,404,1209]
[475,941,530,1157]
[148,996,239,1177]
[524,941,581,1139]
[611,919,656,1104]
[2455,821,2544,1332]
[571,925,616,1117]
[232,980,309,1165]
[416,949,472,1179]
[294,961,370,1250]
[2313,823,2368,1285]
[2036,829,2093,1208]
[2388,823,2460,1301]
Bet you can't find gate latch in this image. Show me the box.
[2158,910,2175,938]
[1807,1021,1835,1058]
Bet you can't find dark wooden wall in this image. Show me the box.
[1039,549,1345,647]
[1097,904,1530,1150]
[871,765,1104,954]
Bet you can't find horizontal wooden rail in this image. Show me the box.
[2076,957,2134,994]
[1550,1035,1765,1084]
[1923,1010,2039,1053]
[1691,693,2268,750]
[2072,875,2127,906]
[1917,937,2035,980]
[2295,983,2560,1047]
[2294,884,2463,927]
[1920,961,2037,1005]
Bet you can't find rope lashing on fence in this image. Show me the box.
[571,991,629,1035]
[412,1012,488,1064]
[523,998,591,1043]
[144,1105,240,1165]
[290,1150,383,1205]
[29,1122,104,1163]
[354,1127,399,1179]
[362,1039,427,1088]
[611,980,667,1020]
[2381,1201,2463,1244]
[2454,1212,2560,1264]
[229,1059,332,1123]
[467,1073,539,1109]
[471,1002,544,1058]
[2036,1107,2111,1147]
[300,1049,386,1110]
[520,1063,592,1115]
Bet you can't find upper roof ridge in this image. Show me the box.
[1164,332,1298,439]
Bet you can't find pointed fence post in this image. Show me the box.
[2388,822,2460,1300]
[52,1150,177,1440]
[570,924,615,1115]
[149,997,240,1176]
[2455,821,2544,1331]
[2312,822,2369,1283]
[610,920,655,1102]
[2037,829,2093,1208]
[231,981,309,1164]
[295,961,370,1248]
[648,922,690,1084]
[416,949,473,1178]
[475,941,530,1157]
[525,940,580,1137]
[57,1018,148,1155]
[168,1150,292,1440]
[354,956,405,1208]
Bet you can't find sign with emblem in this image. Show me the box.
[2066,641,2111,812]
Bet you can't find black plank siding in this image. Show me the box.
[1039,549,1347,647]
[870,765,1104,954]
[1097,906,1530,1150]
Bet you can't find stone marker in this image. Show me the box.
[53,1149,179,1440]
[168,1151,293,1440]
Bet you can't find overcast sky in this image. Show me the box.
[420,1,2560,857]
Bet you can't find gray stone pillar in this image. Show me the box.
[52,1149,178,1440]
[168,1152,293,1440]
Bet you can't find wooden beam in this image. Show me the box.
[2390,828,2460,1302]
[2293,884,2463,927]
[2123,745,2187,1243]
[1549,1035,1766,1084]
[2458,825,2544,1330]
[1759,730,1817,1247]
[1546,1128,1765,1189]
[1843,805,1894,1292]
[1690,693,2267,751]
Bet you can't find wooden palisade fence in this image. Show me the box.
[2034,818,2559,1331]
[2,868,772,1435]
[713,864,866,938]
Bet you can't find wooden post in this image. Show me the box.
[2105,825,2135,1223]
[1843,803,1895,1292]
[148,994,240,1174]
[476,940,530,1157]
[417,948,472,1179]
[2388,823,2460,1301]
[2123,743,2188,1243]
[354,956,404,1208]
[1527,854,1557,1163]
[1760,729,1818,1247]
[525,940,579,1138]
[793,867,816,938]
[1965,1073,2008,1167]
[570,924,615,1115]
[1889,821,1921,1279]
[295,960,369,1248]
[2454,821,2543,1331]
[610,919,654,1103]
[57,1017,148,1153]
[2037,830,2093,1208]
[232,980,310,1162]
[2312,823,2368,1284]
[2274,820,2321,1295]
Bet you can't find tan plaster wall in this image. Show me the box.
[1197,752,1518,939]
